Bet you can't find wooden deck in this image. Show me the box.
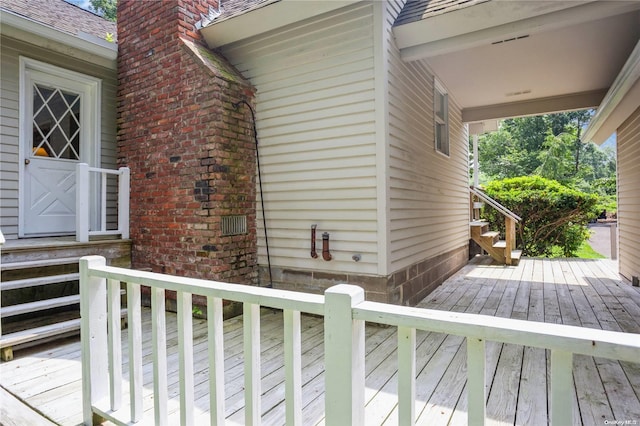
[1,257,639,425]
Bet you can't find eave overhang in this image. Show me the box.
[583,40,640,145]
[0,8,117,69]
[394,0,639,61]
[200,0,360,48]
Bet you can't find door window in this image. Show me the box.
[32,84,81,160]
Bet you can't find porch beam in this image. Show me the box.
[462,90,606,123]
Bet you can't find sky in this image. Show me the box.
[65,0,92,11]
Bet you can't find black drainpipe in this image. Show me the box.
[233,100,273,288]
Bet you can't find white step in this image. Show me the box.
[1,273,80,291]
[0,309,128,358]
[1,295,80,318]
[0,318,81,349]
[0,257,79,271]
[511,250,523,260]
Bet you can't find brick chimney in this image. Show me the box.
[117,0,258,289]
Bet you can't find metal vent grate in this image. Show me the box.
[221,215,247,236]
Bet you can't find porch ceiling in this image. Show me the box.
[394,1,640,122]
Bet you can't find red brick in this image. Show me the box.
[118,0,257,285]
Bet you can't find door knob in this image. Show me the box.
[25,159,30,165]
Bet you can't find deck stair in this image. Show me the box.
[470,187,522,266]
[0,257,85,361]
[470,221,522,265]
[0,237,131,361]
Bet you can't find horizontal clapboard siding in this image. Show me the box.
[0,36,118,240]
[617,106,640,282]
[0,37,21,239]
[220,3,379,274]
[386,28,469,271]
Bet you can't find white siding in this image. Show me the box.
[385,9,469,271]
[0,38,20,239]
[220,3,378,274]
[0,35,117,240]
[617,106,640,282]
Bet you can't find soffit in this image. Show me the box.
[394,1,640,121]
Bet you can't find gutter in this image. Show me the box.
[582,39,640,144]
[0,8,117,66]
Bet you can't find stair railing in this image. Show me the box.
[470,187,521,265]
[76,163,130,243]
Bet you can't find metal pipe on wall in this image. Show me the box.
[322,232,332,261]
[311,224,318,258]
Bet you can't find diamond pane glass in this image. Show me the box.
[32,83,81,160]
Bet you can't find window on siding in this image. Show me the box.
[434,79,449,156]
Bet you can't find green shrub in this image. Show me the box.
[483,176,599,257]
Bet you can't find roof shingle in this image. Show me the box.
[209,0,280,24]
[1,0,116,41]
[394,0,490,26]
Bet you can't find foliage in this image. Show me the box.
[90,0,116,21]
[573,241,606,259]
[473,112,615,180]
[471,110,617,219]
[483,176,599,257]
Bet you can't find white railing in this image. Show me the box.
[80,257,640,426]
[76,163,130,243]
[469,186,521,223]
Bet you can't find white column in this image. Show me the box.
[473,133,479,188]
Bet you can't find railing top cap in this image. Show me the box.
[470,187,521,222]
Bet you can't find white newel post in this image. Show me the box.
[467,337,486,426]
[244,302,261,426]
[76,163,90,243]
[324,285,365,426]
[119,167,130,239]
[550,350,573,426]
[398,326,416,425]
[80,256,108,425]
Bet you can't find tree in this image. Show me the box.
[90,0,116,21]
[536,131,574,182]
[474,110,616,198]
[484,176,599,257]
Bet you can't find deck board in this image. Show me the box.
[1,257,639,425]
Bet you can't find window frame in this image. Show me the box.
[433,78,450,157]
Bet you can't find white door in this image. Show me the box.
[20,62,99,237]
